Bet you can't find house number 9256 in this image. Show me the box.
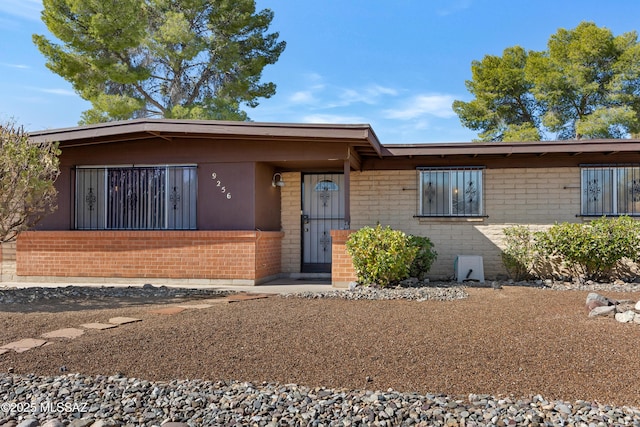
[211,172,232,199]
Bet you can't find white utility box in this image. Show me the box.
[454,255,485,283]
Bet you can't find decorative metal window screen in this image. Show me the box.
[419,167,483,216]
[76,166,197,230]
[582,166,640,215]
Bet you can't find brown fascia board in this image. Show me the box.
[381,139,640,157]
[28,118,383,153]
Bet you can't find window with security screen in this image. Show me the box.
[75,165,197,230]
[581,165,640,216]
[419,167,484,217]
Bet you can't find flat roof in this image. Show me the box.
[382,139,640,157]
[29,118,640,161]
[29,118,384,158]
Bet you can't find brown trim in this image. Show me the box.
[363,151,640,170]
[343,160,351,229]
[383,140,640,157]
[27,119,640,171]
[29,119,384,162]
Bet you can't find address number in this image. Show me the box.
[211,172,232,199]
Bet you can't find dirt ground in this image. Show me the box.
[0,287,639,407]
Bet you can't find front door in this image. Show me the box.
[302,173,345,273]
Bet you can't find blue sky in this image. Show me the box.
[1,1,640,143]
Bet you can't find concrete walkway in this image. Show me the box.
[0,277,335,294]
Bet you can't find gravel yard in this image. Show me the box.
[0,283,639,425]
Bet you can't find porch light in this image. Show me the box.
[272,172,285,187]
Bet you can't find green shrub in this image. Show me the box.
[535,216,640,281]
[345,224,418,287]
[501,225,536,281]
[408,235,438,280]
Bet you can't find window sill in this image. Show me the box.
[414,215,487,223]
[577,214,640,221]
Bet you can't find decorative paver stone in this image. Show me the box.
[177,303,214,309]
[148,306,186,315]
[198,298,231,304]
[108,317,142,325]
[80,322,118,330]
[226,293,271,303]
[42,328,85,339]
[1,338,48,353]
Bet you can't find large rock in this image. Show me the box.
[614,310,636,323]
[588,305,616,318]
[585,292,615,312]
[615,302,637,313]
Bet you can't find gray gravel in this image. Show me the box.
[1,374,639,426]
[282,278,640,302]
[282,283,468,301]
[2,279,639,307]
[0,285,232,306]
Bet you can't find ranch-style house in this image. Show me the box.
[1,118,639,287]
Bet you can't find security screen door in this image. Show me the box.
[302,173,345,273]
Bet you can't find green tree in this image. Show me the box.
[0,121,60,243]
[454,22,640,141]
[453,46,543,142]
[33,0,286,124]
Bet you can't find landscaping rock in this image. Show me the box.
[615,310,637,323]
[283,284,468,301]
[588,305,616,317]
[615,301,637,312]
[585,292,615,311]
[585,292,640,326]
[0,286,232,306]
[0,374,638,426]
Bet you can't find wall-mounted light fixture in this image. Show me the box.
[272,172,285,187]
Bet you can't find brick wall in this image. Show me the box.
[0,241,16,282]
[346,167,582,279]
[255,230,283,279]
[330,230,356,287]
[16,230,283,284]
[280,172,302,273]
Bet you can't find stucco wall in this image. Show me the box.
[37,136,294,232]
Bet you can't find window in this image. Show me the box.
[581,165,640,216]
[75,165,197,230]
[419,167,484,217]
[314,179,339,192]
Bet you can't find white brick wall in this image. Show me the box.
[280,167,583,279]
[0,241,16,282]
[280,172,301,273]
[350,168,582,279]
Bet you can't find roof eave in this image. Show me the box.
[28,118,380,145]
[382,140,640,157]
